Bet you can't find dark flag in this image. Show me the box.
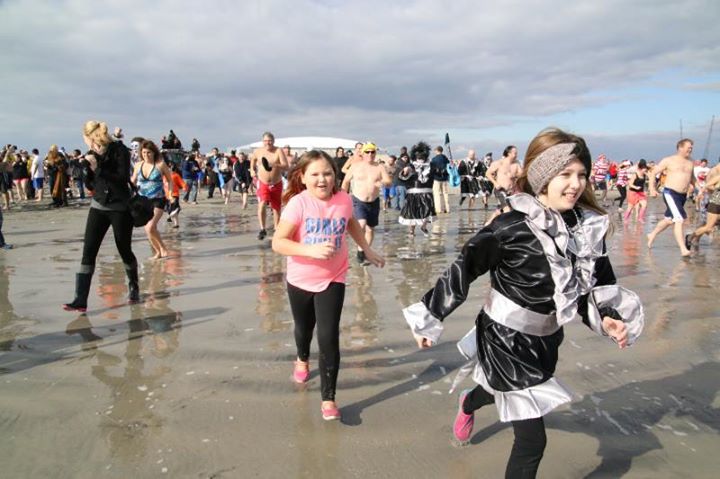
[444,132,453,161]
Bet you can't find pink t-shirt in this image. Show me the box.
[281,190,353,292]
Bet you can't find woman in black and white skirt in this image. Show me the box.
[399,142,436,237]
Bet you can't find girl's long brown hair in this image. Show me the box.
[282,150,339,205]
[516,127,606,217]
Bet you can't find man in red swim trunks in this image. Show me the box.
[250,132,289,240]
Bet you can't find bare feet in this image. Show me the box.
[646,233,656,249]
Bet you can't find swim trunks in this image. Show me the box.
[707,190,720,215]
[352,196,380,227]
[662,188,687,222]
[257,180,282,212]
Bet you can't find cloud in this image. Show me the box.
[0,0,718,159]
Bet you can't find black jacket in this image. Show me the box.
[91,141,131,207]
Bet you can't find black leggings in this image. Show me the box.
[287,281,345,401]
[463,386,547,479]
[80,207,137,272]
[615,185,627,208]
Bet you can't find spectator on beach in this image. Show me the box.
[392,153,410,211]
[69,149,89,200]
[30,148,44,202]
[191,138,200,152]
[333,147,348,187]
[0,147,15,209]
[205,147,222,199]
[12,151,30,201]
[46,144,68,207]
[181,152,201,204]
[430,146,450,214]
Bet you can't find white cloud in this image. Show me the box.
[0,0,718,159]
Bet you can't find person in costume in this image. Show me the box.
[399,142,436,237]
[403,128,644,478]
[458,150,481,208]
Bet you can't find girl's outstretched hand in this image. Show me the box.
[306,241,336,260]
[602,316,628,349]
[413,334,434,349]
[364,248,385,268]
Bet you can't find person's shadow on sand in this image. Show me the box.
[340,341,464,426]
[468,361,720,478]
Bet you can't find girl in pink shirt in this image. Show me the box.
[272,150,384,421]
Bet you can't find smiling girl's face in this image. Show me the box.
[538,159,587,212]
[301,159,336,200]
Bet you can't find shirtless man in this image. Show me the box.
[250,132,289,240]
[341,143,392,263]
[485,145,522,224]
[341,142,364,177]
[647,138,695,257]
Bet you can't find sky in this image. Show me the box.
[1,0,719,161]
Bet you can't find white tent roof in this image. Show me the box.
[235,136,359,152]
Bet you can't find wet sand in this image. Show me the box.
[1,194,719,478]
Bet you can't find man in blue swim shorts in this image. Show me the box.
[647,138,695,257]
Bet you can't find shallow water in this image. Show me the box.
[1,196,719,478]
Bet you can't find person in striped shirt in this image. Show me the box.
[592,154,610,206]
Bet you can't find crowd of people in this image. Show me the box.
[3,120,719,478]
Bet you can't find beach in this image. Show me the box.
[1,196,719,478]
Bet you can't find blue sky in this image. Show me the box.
[1,0,718,161]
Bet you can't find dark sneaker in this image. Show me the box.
[420,225,430,237]
[257,229,267,240]
[684,234,693,251]
[356,251,365,264]
[0,244,13,250]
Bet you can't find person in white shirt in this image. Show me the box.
[30,148,45,201]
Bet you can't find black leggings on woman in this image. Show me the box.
[287,281,345,401]
[80,207,137,273]
[615,185,627,208]
[463,386,547,479]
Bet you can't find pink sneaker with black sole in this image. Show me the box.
[453,389,474,443]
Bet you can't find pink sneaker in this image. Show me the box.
[453,389,474,443]
[292,361,309,384]
[321,405,341,421]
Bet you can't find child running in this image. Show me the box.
[166,164,186,229]
[404,128,644,478]
[272,150,385,421]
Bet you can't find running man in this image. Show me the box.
[647,138,695,257]
[250,132,289,240]
[341,142,392,263]
[485,145,522,224]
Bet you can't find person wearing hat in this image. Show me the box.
[341,142,392,263]
[405,127,643,478]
